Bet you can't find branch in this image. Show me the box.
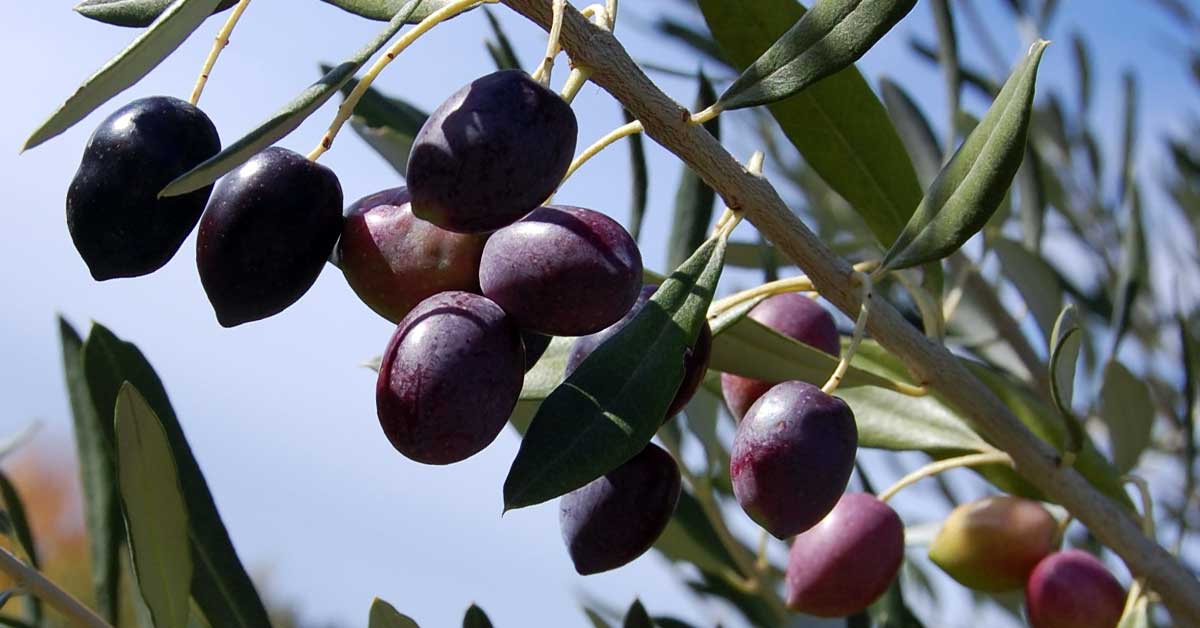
[497,1,1200,623]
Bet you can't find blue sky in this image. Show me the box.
[1,1,1196,627]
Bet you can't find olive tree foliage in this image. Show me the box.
[2,0,1199,627]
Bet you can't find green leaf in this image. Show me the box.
[59,318,122,623]
[23,0,224,151]
[930,0,960,146]
[653,488,739,576]
[908,38,999,98]
[1016,145,1047,250]
[73,0,236,27]
[699,0,925,252]
[319,0,465,22]
[880,40,1049,271]
[624,107,649,243]
[369,598,420,628]
[1110,186,1147,357]
[462,603,493,628]
[1100,361,1154,474]
[718,0,918,110]
[582,608,615,628]
[321,63,429,176]
[880,77,943,186]
[1070,32,1091,114]
[504,235,729,510]
[115,383,193,628]
[1048,305,1084,454]
[508,336,572,435]
[723,240,782,272]
[0,472,42,625]
[160,0,425,196]
[481,7,521,70]
[666,73,720,271]
[83,324,271,628]
[623,600,655,628]
[868,573,925,628]
[991,238,1061,342]
[1117,72,1138,205]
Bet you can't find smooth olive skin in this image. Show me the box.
[1026,550,1125,628]
[928,495,1057,592]
[721,293,840,419]
[376,292,524,465]
[559,443,681,575]
[567,284,712,421]
[479,205,643,336]
[786,493,904,617]
[407,70,577,233]
[521,330,553,373]
[338,187,487,323]
[196,147,343,327]
[730,380,857,539]
[67,96,220,280]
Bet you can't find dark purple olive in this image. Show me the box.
[559,443,681,575]
[196,147,343,327]
[720,293,840,419]
[786,493,904,617]
[1026,550,1125,628]
[338,186,487,322]
[67,96,220,280]
[479,205,642,336]
[567,284,712,421]
[521,330,553,372]
[730,380,857,539]
[407,70,577,233]
[376,291,524,464]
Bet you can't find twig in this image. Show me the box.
[0,548,110,628]
[189,0,252,105]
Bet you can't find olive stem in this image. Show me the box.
[690,104,723,125]
[559,67,593,103]
[530,0,567,85]
[189,0,252,106]
[821,272,872,395]
[878,451,1015,503]
[561,119,643,182]
[0,547,112,628]
[1123,475,1157,540]
[755,529,771,574]
[307,0,495,161]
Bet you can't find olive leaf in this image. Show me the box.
[503,234,728,510]
[462,604,493,628]
[321,64,429,176]
[73,0,236,27]
[717,0,918,111]
[1109,185,1147,358]
[0,472,41,625]
[1048,304,1084,455]
[666,72,720,271]
[23,0,225,151]
[1071,32,1092,114]
[624,107,650,243]
[880,40,1049,272]
[319,0,461,22]
[880,77,943,186]
[160,0,425,196]
[115,383,193,628]
[654,485,740,577]
[930,0,960,148]
[1100,360,1154,474]
[482,7,521,70]
[622,600,655,628]
[368,598,420,628]
[992,238,1061,343]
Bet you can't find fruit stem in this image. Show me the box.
[690,104,723,125]
[1123,475,1157,541]
[878,450,1014,503]
[189,0,252,106]
[560,119,644,184]
[530,0,567,85]
[0,547,112,628]
[559,67,593,103]
[308,0,496,161]
[755,529,771,574]
[821,272,873,395]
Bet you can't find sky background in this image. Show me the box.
[2,1,1198,627]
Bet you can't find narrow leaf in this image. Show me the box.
[115,383,192,628]
[83,324,271,628]
[623,600,655,628]
[623,107,649,243]
[654,488,739,576]
[880,77,943,186]
[369,598,420,628]
[322,64,429,175]
[320,0,467,22]
[59,318,122,623]
[992,238,1061,342]
[881,40,1050,271]
[481,7,521,70]
[1117,72,1138,205]
[74,0,236,27]
[1110,186,1147,356]
[1017,145,1047,249]
[666,73,720,271]
[718,0,918,110]
[462,604,492,628]
[1048,304,1084,455]
[504,235,729,510]
[930,0,960,148]
[908,38,999,98]
[868,575,925,628]
[161,0,425,196]
[0,472,42,625]
[1071,33,1091,113]
[1100,361,1154,473]
[24,0,224,150]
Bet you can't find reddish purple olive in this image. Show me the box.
[197,147,343,327]
[559,443,681,575]
[928,495,1058,591]
[338,186,487,322]
[1025,550,1125,628]
[567,284,712,421]
[730,380,857,539]
[376,291,524,464]
[479,205,643,336]
[720,293,840,419]
[407,70,577,233]
[786,493,904,617]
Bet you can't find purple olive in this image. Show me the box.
[479,205,643,336]
[1026,550,1125,628]
[720,293,840,419]
[407,70,577,233]
[567,284,712,421]
[559,443,681,575]
[376,291,524,464]
[197,147,343,327]
[786,493,904,617]
[730,380,857,539]
[338,187,487,323]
